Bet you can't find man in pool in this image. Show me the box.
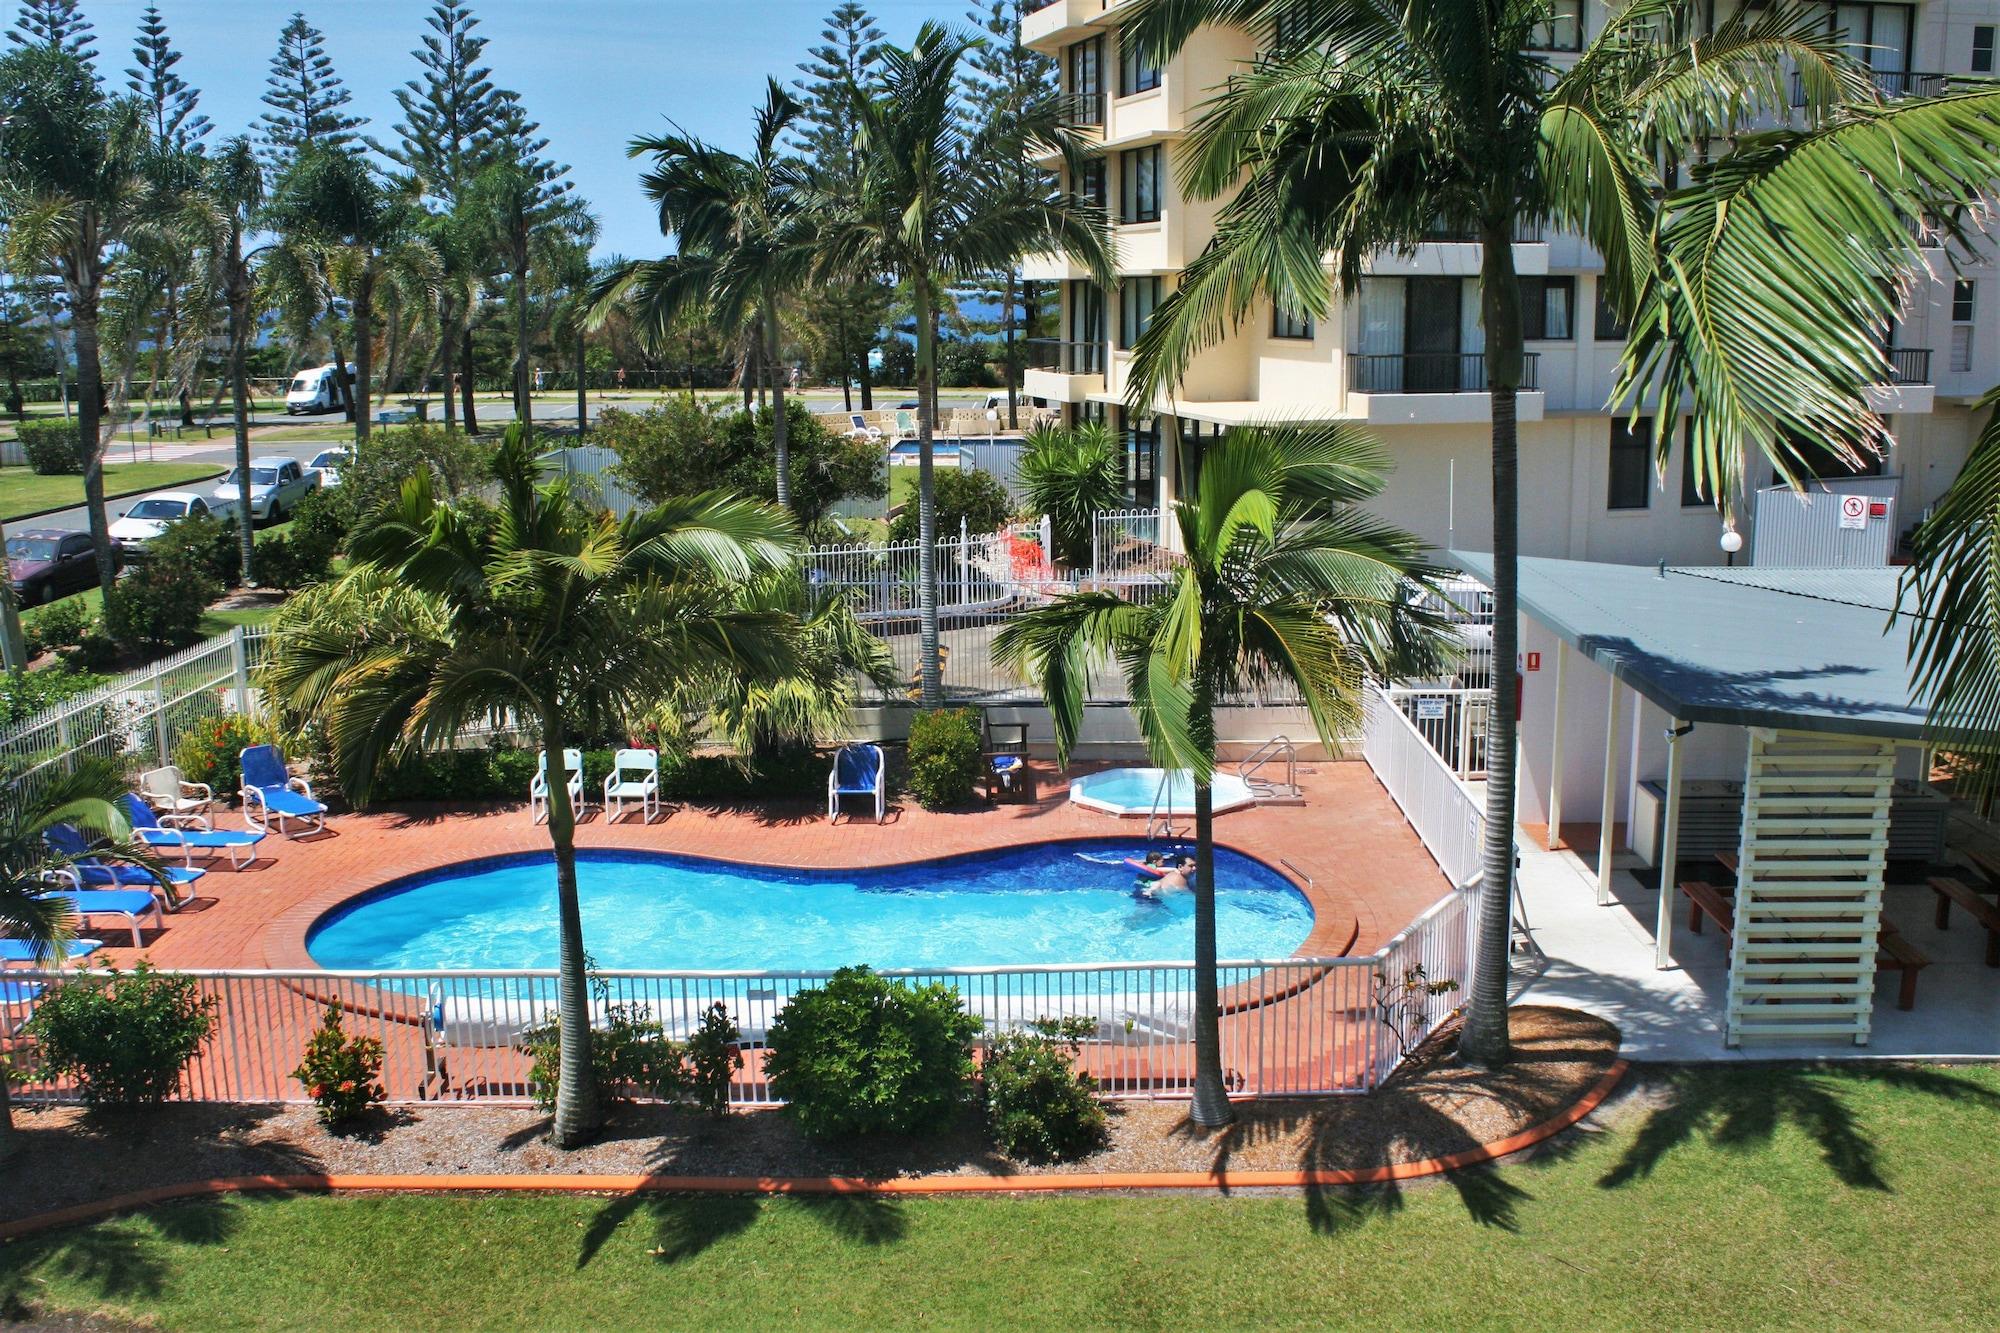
[1137,856,1198,900]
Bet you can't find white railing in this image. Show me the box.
[1091,508,1175,595]
[1367,884,1477,1084]
[1361,684,1487,891]
[804,523,1047,622]
[1378,687,1489,781]
[2,951,1468,1107]
[0,626,267,787]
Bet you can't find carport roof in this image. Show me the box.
[1449,553,1952,743]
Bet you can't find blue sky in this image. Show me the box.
[78,0,972,258]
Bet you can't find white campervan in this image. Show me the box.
[284,362,354,415]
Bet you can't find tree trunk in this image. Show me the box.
[576,325,587,433]
[178,388,194,430]
[353,274,375,445]
[227,271,256,587]
[72,289,116,594]
[460,327,479,434]
[1459,221,1525,1069]
[1003,271,1019,431]
[513,260,531,429]
[859,341,874,411]
[440,305,457,430]
[915,282,943,706]
[0,514,26,670]
[0,1074,17,1168]
[767,304,792,513]
[542,711,603,1148]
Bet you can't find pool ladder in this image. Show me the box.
[1238,735,1301,800]
[1145,769,1183,840]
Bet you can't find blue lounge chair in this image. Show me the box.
[0,938,102,965]
[45,823,204,910]
[118,794,266,870]
[240,745,327,836]
[827,743,885,823]
[35,889,164,947]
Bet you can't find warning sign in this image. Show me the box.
[1838,494,1868,530]
[1416,698,1447,720]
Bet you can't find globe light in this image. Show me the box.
[1719,528,1744,554]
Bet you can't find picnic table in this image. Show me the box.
[1926,876,2000,966]
[1680,869,1929,1010]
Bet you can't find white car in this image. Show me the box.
[309,448,350,488]
[109,491,216,555]
[285,362,354,415]
[213,456,319,525]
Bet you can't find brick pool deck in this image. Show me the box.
[79,758,1450,972]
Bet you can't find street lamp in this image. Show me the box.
[1720,524,1744,566]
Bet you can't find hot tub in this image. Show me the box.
[1069,767,1258,817]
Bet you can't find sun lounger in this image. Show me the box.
[240,744,327,836]
[36,889,164,947]
[847,413,883,443]
[0,938,102,965]
[119,793,266,870]
[45,823,204,911]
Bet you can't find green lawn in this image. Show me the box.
[4,1065,2000,1330]
[19,582,282,642]
[0,462,224,523]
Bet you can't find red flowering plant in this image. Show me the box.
[291,1000,386,1127]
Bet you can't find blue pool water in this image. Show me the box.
[306,841,1313,971]
[1070,767,1257,815]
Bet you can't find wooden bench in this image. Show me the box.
[1681,879,1929,1010]
[1928,876,2000,966]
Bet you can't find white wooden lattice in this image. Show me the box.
[1725,729,1896,1046]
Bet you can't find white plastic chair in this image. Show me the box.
[139,764,212,818]
[603,748,661,824]
[848,413,883,443]
[893,409,918,442]
[827,744,885,823]
[529,748,585,823]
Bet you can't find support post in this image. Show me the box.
[1547,641,1567,849]
[230,625,250,717]
[1655,720,1688,970]
[1596,681,1624,906]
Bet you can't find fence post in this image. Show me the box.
[230,625,250,717]
[958,516,970,605]
[153,667,171,764]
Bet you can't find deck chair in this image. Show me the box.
[848,413,883,443]
[529,748,586,823]
[119,793,266,870]
[983,718,1037,803]
[893,409,918,442]
[603,748,661,824]
[45,822,204,912]
[0,938,103,966]
[138,764,212,818]
[240,745,327,836]
[33,886,165,947]
[827,744,885,823]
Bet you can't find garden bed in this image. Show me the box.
[1,1007,1616,1224]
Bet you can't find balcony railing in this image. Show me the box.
[1885,347,1932,385]
[1347,352,1541,394]
[1420,218,1546,244]
[1059,91,1105,128]
[1792,68,1948,105]
[1027,337,1106,375]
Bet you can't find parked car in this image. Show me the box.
[307,448,350,488]
[284,362,355,415]
[212,456,319,525]
[7,528,119,608]
[109,490,217,556]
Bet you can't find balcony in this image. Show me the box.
[1059,91,1105,129]
[1363,219,1550,277]
[1865,347,1935,414]
[1792,68,1948,106]
[1022,0,1116,51]
[1023,337,1106,403]
[1886,347,1932,385]
[1343,352,1545,425]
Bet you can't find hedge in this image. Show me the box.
[17,418,84,475]
[356,744,827,808]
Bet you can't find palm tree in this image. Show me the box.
[257,426,799,1147]
[997,423,1449,1125]
[595,81,813,511]
[818,21,1113,705]
[265,148,438,446]
[0,43,165,593]
[1122,0,2000,1067]
[198,136,266,588]
[1019,420,1125,568]
[464,159,595,431]
[0,759,157,1165]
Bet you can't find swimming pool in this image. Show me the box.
[1070,768,1259,817]
[305,840,1313,972]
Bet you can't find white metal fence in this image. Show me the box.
[1091,508,1177,595]
[2,923,1472,1106]
[1361,684,1487,891]
[803,522,1040,622]
[1379,687,1490,781]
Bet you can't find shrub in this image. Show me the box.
[17,418,83,475]
[148,512,242,588]
[285,487,347,560]
[172,713,269,796]
[764,966,980,1139]
[0,665,108,727]
[291,1000,386,1127]
[25,962,217,1107]
[254,529,333,591]
[937,337,999,388]
[352,744,825,809]
[601,398,883,527]
[521,972,685,1111]
[683,1001,743,1118]
[102,554,220,655]
[1019,423,1125,568]
[982,1018,1108,1163]
[906,707,982,810]
[888,467,1012,543]
[28,595,91,650]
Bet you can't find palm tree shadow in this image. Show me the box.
[1599,1062,2000,1192]
[577,1192,760,1269]
[0,1196,245,1314]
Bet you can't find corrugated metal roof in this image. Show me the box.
[1449,553,1954,742]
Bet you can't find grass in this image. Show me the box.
[5,1064,2000,1329]
[0,462,225,523]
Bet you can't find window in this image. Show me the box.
[1775,434,1884,483]
[1952,279,1976,373]
[1119,277,1162,350]
[1528,0,1584,51]
[1520,276,1574,340]
[1594,281,1629,341]
[1271,302,1314,340]
[1120,144,1162,223]
[1120,409,1161,506]
[1119,36,1160,95]
[1679,422,1711,508]
[1067,279,1104,357]
[1067,36,1102,98]
[1608,417,1652,510]
[1975,25,1996,73]
[1075,160,1106,210]
[1270,7,1309,56]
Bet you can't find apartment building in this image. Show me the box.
[1020,0,2000,566]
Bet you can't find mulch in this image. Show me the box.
[0,1006,1617,1224]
